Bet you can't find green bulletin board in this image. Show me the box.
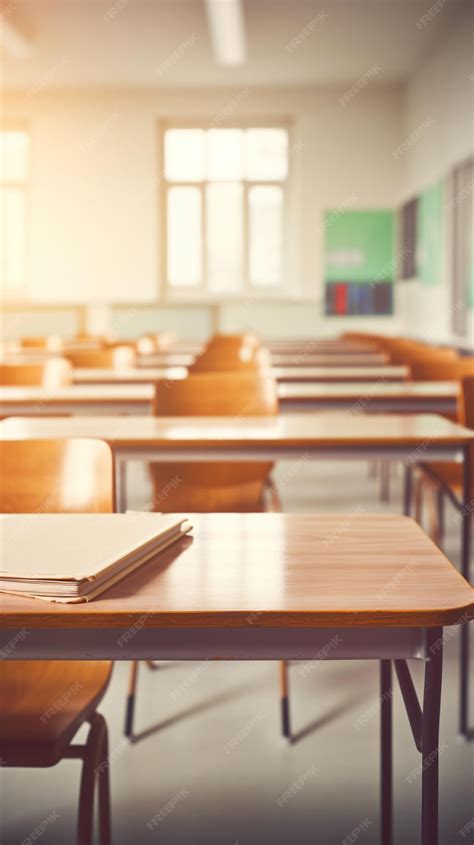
[416,181,444,285]
[325,210,395,282]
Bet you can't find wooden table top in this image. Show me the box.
[0,381,457,409]
[1,514,472,629]
[2,413,472,449]
[277,381,459,402]
[0,384,154,406]
[271,366,409,382]
[71,365,408,385]
[73,366,188,384]
[137,352,388,368]
[269,353,388,367]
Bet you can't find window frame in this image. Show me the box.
[0,124,30,300]
[158,118,291,301]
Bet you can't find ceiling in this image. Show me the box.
[0,0,469,89]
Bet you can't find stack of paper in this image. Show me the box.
[0,513,192,603]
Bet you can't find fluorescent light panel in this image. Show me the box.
[205,0,247,66]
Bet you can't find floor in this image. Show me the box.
[1,459,473,845]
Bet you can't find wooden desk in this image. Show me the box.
[1,513,472,845]
[269,352,388,367]
[278,381,459,414]
[271,365,408,382]
[3,413,472,741]
[0,384,154,415]
[72,366,188,385]
[0,381,458,417]
[71,365,408,386]
[137,351,389,368]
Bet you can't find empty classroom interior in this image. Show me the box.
[0,2,473,845]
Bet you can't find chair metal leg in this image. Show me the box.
[421,630,443,845]
[380,660,392,845]
[125,661,139,740]
[460,444,473,739]
[380,460,391,503]
[436,490,445,545]
[97,719,112,845]
[77,713,104,845]
[403,465,413,517]
[279,661,291,740]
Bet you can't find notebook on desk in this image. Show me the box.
[0,512,192,603]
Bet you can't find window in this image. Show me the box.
[0,130,29,293]
[162,125,288,295]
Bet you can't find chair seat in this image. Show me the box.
[418,461,463,496]
[0,660,112,767]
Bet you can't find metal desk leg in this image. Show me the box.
[380,660,393,845]
[422,629,443,845]
[116,459,128,514]
[403,465,413,517]
[460,444,472,739]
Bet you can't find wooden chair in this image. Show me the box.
[125,371,289,740]
[0,358,72,388]
[189,333,271,374]
[413,376,474,549]
[19,335,63,351]
[64,345,136,369]
[0,439,114,844]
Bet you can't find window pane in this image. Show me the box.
[249,185,283,286]
[0,131,29,182]
[167,187,202,286]
[246,129,288,181]
[164,129,205,181]
[207,129,243,180]
[0,188,26,289]
[207,183,243,292]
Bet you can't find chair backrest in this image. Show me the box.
[189,333,269,374]
[0,358,72,388]
[150,372,279,512]
[0,439,114,513]
[409,357,474,382]
[20,335,63,352]
[64,345,136,369]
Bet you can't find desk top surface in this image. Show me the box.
[1,413,472,448]
[70,365,409,385]
[138,352,389,368]
[0,381,458,406]
[1,514,472,629]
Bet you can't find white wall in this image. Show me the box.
[396,5,474,348]
[2,84,404,338]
